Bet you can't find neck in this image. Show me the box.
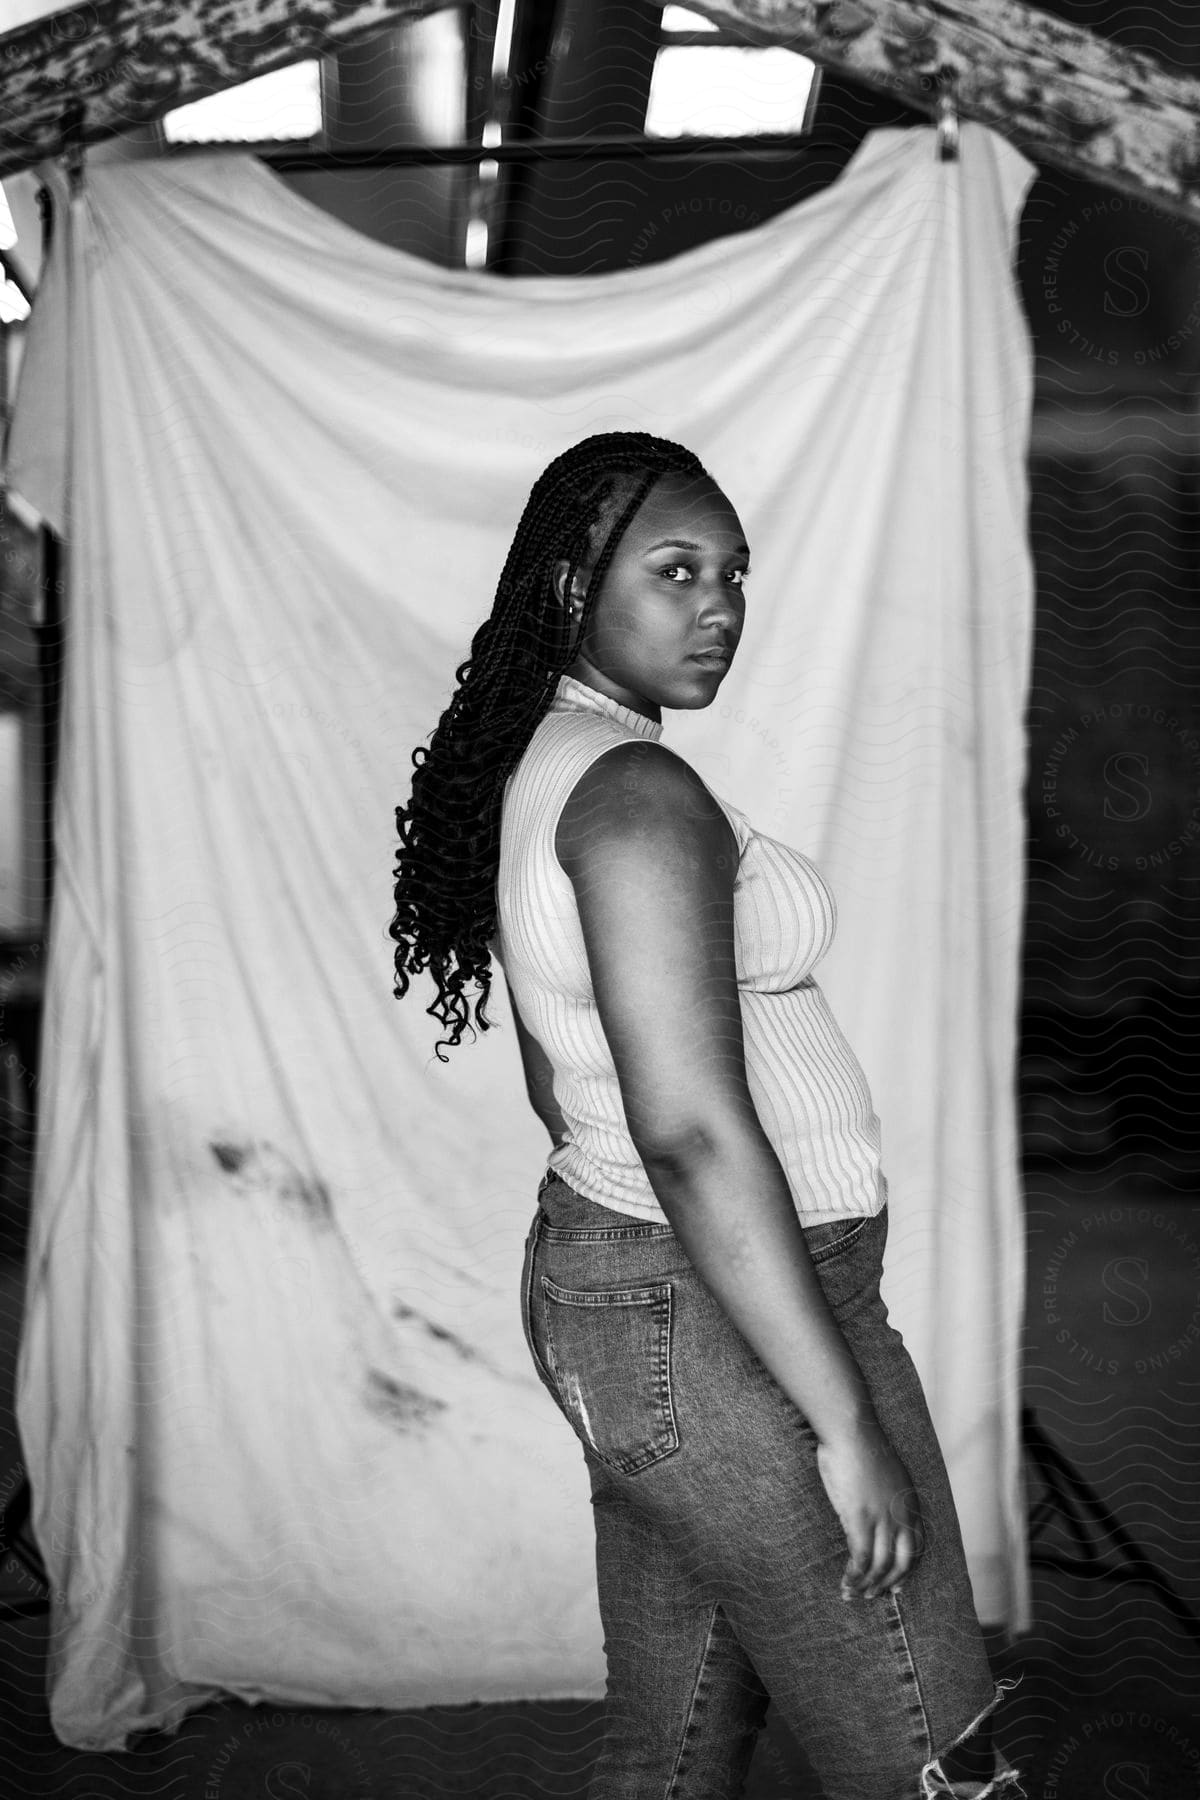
[559,657,661,727]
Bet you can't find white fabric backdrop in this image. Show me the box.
[7,122,1036,1752]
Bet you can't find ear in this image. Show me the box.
[551,558,589,606]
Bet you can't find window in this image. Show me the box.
[0,188,30,322]
[0,277,29,325]
[646,6,818,140]
[162,60,324,147]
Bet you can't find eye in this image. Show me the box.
[657,564,751,586]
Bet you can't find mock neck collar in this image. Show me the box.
[551,672,663,742]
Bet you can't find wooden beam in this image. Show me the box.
[2,0,1198,226]
[681,0,1200,223]
[0,0,460,183]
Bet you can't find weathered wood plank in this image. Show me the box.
[1,0,1198,224]
[683,0,1200,222]
[0,0,460,182]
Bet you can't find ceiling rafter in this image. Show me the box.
[0,0,460,181]
[0,0,1197,224]
[682,0,1200,222]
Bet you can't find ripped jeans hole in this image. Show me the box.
[919,1760,1025,1799]
[919,1678,1026,1799]
[561,1369,600,1453]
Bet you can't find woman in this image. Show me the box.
[391,431,1022,1799]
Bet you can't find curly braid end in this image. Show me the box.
[389,430,711,1062]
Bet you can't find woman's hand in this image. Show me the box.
[816,1418,926,1600]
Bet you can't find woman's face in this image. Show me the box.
[552,470,749,724]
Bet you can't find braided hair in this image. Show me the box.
[390,429,711,1061]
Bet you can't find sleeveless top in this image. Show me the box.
[492,672,887,1226]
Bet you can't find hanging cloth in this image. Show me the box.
[6,120,1037,1751]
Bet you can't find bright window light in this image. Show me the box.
[464,217,489,270]
[661,6,719,29]
[646,46,815,138]
[415,9,469,144]
[0,275,30,324]
[0,715,24,936]
[164,60,322,145]
[0,183,16,253]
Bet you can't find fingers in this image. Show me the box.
[841,1516,892,1598]
[868,1516,893,1593]
[840,1519,874,1599]
[892,1520,924,1584]
[847,1508,926,1601]
[863,1522,920,1599]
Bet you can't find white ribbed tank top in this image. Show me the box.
[493,672,887,1226]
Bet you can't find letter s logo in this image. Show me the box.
[1101,246,1151,320]
[265,1763,312,1799]
[1102,752,1152,823]
[1103,1762,1151,1798]
[1101,1257,1151,1327]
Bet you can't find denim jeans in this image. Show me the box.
[521,1170,1024,1800]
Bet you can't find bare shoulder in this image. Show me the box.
[555,739,736,876]
[552,738,748,1163]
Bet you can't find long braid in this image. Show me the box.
[390,430,710,1062]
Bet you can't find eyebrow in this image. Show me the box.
[641,538,751,556]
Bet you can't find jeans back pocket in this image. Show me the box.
[540,1276,679,1476]
[805,1214,872,1265]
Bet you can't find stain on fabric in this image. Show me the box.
[210,1141,245,1175]
[209,1138,333,1225]
[364,1368,447,1430]
[391,1300,479,1363]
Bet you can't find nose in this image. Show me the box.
[697,575,744,631]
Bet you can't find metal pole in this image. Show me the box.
[32,182,62,933]
[251,130,844,170]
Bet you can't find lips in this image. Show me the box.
[690,648,733,667]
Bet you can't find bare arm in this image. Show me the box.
[557,739,923,1598]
